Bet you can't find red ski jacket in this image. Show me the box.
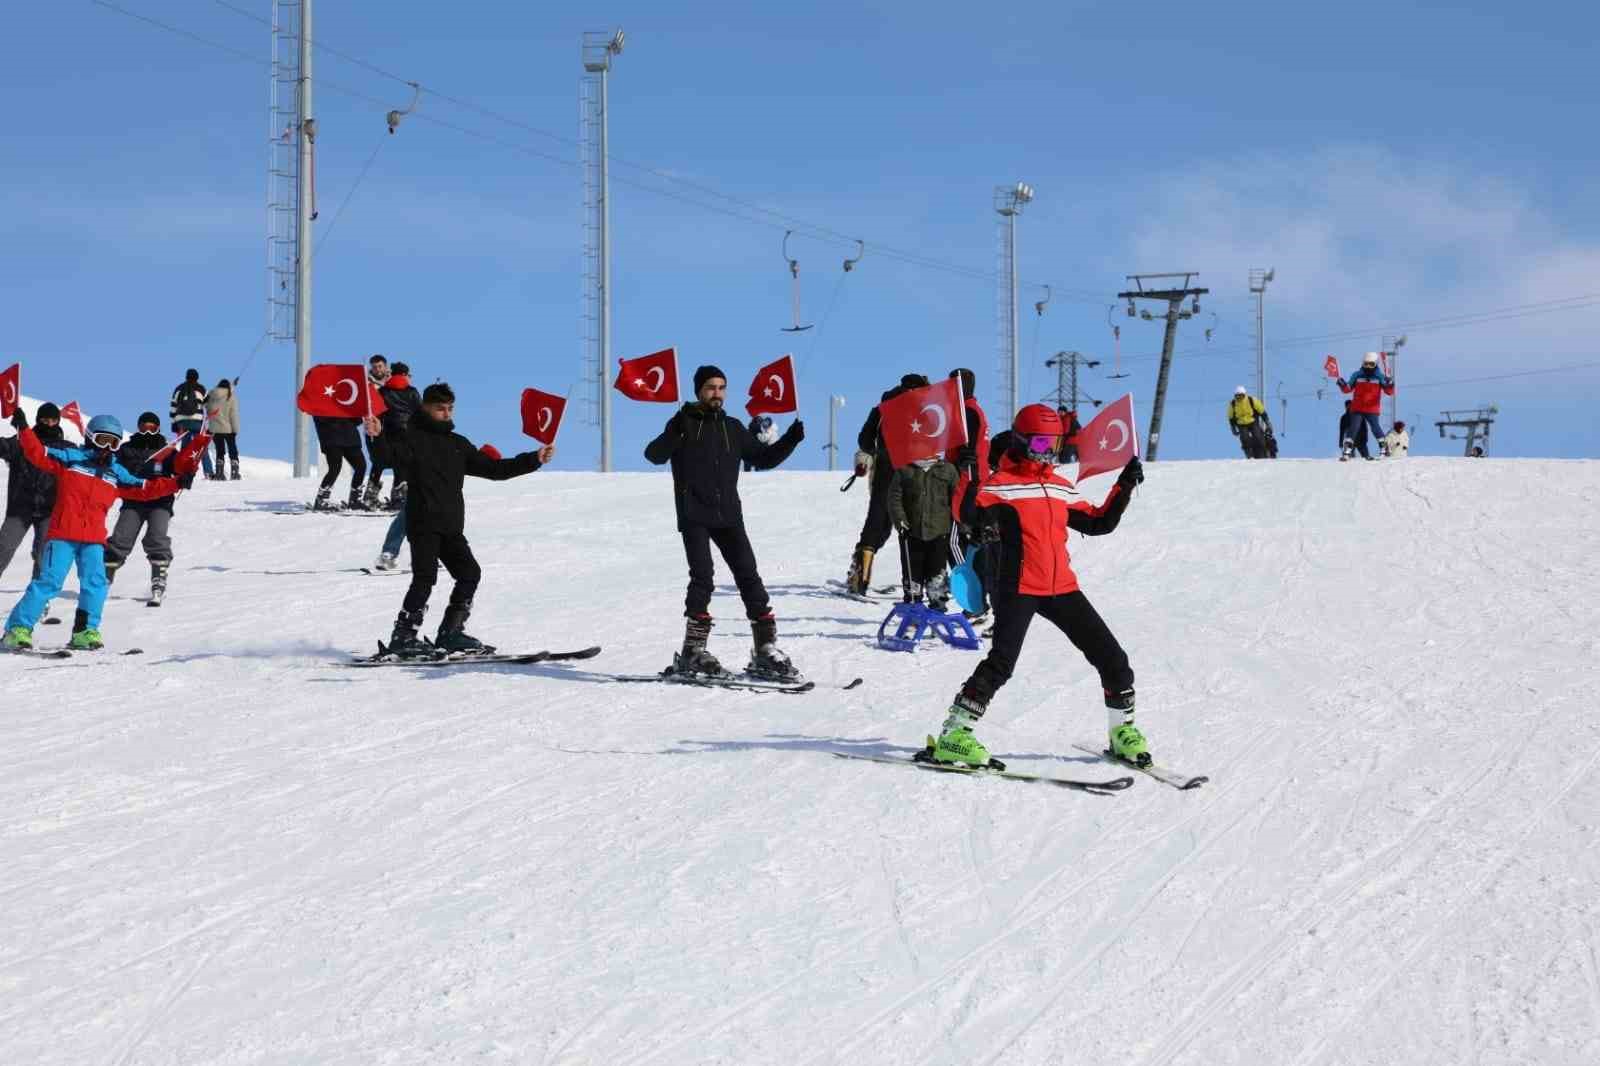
[946,397,990,480]
[1338,366,1394,415]
[20,428,182,544]
[954,453,1132,597]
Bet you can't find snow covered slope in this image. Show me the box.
[3,458,1598,1065]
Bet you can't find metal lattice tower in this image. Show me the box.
[581,29,624,472]
[267,0,314,476]
[1043,351,1100,414]
[994,182,1033,426]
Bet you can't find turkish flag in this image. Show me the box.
[745,354,798,417]
[0,363,18,419]
[520,387,567,445]
[1074,393,1140,482]
[879,377,967,468]
[296,364,386,419]
[60,400,87,436]
[1323,355,1341,379]
[613,347,679,403]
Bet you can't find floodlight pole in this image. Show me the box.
[1250,267,1273,404]
[293,0,315,477]
[994,183,1033,425]
[1117,273,1208,460]
[1382,334,1407,427]
[583,30,624,471]
[825,394,846,471]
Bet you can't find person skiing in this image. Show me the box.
[1337,353,1393,460]
[844,373,928,593]
[645,365,805,678]
[313,410,369,511]
[104,412,194,606]
[169,368,214,479]
[366,360,420,510]
[2,404,63,587]
[2,414,194,651]
[925,403,1147,770]
[363,382,552,656]
[204,378,240,480]
[889,453,960,611]
[1226,386,1272,459]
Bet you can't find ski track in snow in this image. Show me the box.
[2,458,1598,1064]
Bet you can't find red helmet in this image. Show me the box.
[1012,403,1063,437]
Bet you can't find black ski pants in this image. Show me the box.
[402,530,480,613]
[1238,422,1267,459]
[681,523,771,620]
[365,435,389,491]
[961,589,1133,714]
[0,515,48,581]
[902,534,948,587]
[212,433,239,464]
[855,463,895,553]
[319,445,367,491]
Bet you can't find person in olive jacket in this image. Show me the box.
[644,364,804,679]
[364,382,553,657]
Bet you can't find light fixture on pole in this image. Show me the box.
[1249,267,1274,403]
[582,28,625,472]
[994,181,1034,425]
[1383,334,1407,427]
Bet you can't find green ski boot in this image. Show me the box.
[2,625,33,650]
[923,694,999,769]
[68,628,105,651]
[1109,723,1151,768]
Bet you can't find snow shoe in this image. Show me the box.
[68,628,104,651]
[2,625,33,650]
[312,487,336,511]
[373,552,400,572]
[673,613,728,676]
[922,694,996,769]
[387,608,433,658]
[434,603,493,655]
[746,615,799,679]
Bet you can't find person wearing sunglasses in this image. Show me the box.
[924,403,1148,772]
[3,414,197,652]
[104,412,195,606]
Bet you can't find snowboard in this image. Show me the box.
[342,644,602,669]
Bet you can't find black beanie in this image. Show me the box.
[185,368,199,382]
[36,402,60,422]
[422,381,455,405]
[949,368,976,396]
[137,411,161,428]
[693,365,727,393]
[899,373,929,390]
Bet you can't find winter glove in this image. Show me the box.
[177,473,196,491]
[784,419,805,442]
[972,515,1002,544]
[954,444,976,471]
[1230,424,1239,436]
[9,409,25,431]
[853,450,872,478]
[1117,456,1145,489]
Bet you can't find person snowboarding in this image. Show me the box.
[644,365,805,678]
[926,403,1147,770]
[844,374,927,593]
[169,368,214,479]
[1226,386,1272,459]
[367,360,420,510]
[1337,353,1393,461]
[313,410,369,511]
[104,412,194,606]
[204,378,241,480]
[3,415,193,651]
[888,453,960,611]
[363,382,553,656]
[2,404,63,588]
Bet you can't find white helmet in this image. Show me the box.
[1234,385,1247,396]
[1362,352,1379,366]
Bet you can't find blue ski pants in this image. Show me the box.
[6,539,109,632]
[381,503,407,559]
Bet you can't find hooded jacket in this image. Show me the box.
[17,428,181,544]
[645,403,803,530]
[376,374,422,435]
[1338,365,1394,415]
[205,384,240,434]
[1,423,63,520]
[367,412,541,535]
[1227,394,1267,427]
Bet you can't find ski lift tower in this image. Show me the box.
[1435,405,1498,456]
[1117,272,1208,460]
[1249,267,1274,403]
[267,0,314,476]
[994,182,1033,425]
[582,29,624,472]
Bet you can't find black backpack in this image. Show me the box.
[173,384,203,418]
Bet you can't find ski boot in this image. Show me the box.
[434,602,494,656]
[1106,688,1151,768]
[388,480,408,510]
[373,552,399,571]
[918,692,1000,770]
[1340,439,1354,462]
[68,628,104,651]
[846,546,875,595]
[926,571,951,615]
[149,560,169,606]
[230,458,241,481]
[312,487,336,511]
[2,625,32,650]
[672,613,727,677]
[386,608,433,659]
[746,614,799,680]
[345,486,369,512]
[362,480,384,511]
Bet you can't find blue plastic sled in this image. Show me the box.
[949,545,988,616]
[876,601,982,653]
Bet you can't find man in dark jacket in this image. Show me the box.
[169,368,214,478]
[645,364,804,678]
[105,412,194,605]
[365,382,552,656]
[365,360,422,509]
[1,403,63,583]
[845,373,928,593]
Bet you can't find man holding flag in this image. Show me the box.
[923,397,1151,772]
[644,364,805,679]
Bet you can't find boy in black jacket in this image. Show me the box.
[644,365,804,678]
[105,411,194,605]
[364,382,552,656]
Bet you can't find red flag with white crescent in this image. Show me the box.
[0,363,19,419]
[1074,393,1140,481]
[745,354,799,417]
[878,377,966,468]
[519,387,567,445]
[296,364,387,419]
[613,348,680,404]
[59,400,87,436]
[1323,354,1341,380]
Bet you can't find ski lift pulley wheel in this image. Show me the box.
[781,229,813,332]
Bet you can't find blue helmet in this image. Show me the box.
[85,414,124,443]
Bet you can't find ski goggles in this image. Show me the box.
[1025,434,1060,456]
[90,432,122,451]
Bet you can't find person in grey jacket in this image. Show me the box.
[888,456,960,610]
[205,379,241,480]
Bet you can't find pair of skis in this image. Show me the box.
[836,743,1207,792]
[342,644,603,669]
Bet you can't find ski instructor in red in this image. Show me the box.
[645,364,805,679]
[925,403,1149,771]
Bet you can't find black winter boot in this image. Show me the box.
[149,561,169,605]
[388,608,430,658]
[230,458,241,481]
[673,613,726,676]
[747,614,798,680]
[346,485,367,512]
[313,486,335,511]
[435,602,492,655]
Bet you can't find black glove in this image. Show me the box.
[973,516,1002,544]
[1117,456,1144,488]
[1230,424,1239,436]
[9,409,26,432]
[954,444,976,470]
[177,473,196,491]
[785,419,805,442]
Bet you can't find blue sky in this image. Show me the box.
[5,0,1598,466]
